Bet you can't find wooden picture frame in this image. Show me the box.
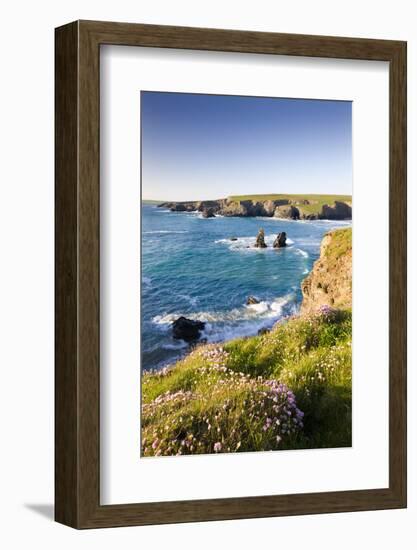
[55,20,407,529]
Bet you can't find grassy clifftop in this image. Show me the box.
[228,193,352,218]
[228,193,351,203]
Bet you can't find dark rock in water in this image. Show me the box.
[202,207,216,218]
[258,327,271,336]
[254,228,267,248]
[273,232,287,248]
[230,236,238,241]
[172,316,205,342]
[247,295,260,305]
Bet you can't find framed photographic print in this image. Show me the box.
[55,20,407,528]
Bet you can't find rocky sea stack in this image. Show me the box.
[273,232,287,248]
[254,228,267,248]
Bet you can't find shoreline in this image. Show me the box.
[155,194,352,221]
[145,296,303,373]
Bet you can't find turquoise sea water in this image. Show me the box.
[141,204,351,371]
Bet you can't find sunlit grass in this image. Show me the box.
[142,308,352,456]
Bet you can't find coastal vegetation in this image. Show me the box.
[228,193,351,210]
[141,227,353,456]
[158,193,352,220]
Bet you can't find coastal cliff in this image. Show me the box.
[301,228,352,313]
[158,194,352,221]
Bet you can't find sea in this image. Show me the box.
[141,204,351,371]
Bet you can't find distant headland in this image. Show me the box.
[154,193,352,221]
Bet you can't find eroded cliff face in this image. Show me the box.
[301,228,352,313]
[158,197,352,220]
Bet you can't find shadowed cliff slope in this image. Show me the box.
[301,228,352,313]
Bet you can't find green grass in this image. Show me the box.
[324,227,352,264]
[228,193,351,203]
[142,308,352,456]
[227,194,351,218]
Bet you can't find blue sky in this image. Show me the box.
[141,91,352,201]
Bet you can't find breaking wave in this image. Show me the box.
[215,234,295,251]
[143,230,189,234]
[151,294,297,343]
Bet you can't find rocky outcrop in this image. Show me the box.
[202,207,216,218]
[247,296,260,305]
[297,201,352,221]
[171,203,187,212]
[273,232,287,248]
[320,201,352,220]
[254,228,267,248]
[172,317,205,342]
[161,202,196,212]
[301,228,352,313]
[196,200,222,212]
[221,199,266,217]
[158,196,351,221]
[263,200,280,216]
[274,205,300,219]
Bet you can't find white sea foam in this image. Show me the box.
[313,219,352,225]
[143,230,189,234]
[161,341,188,350]
[298,219,352,228]
[177,294,199,307]
[246,301,270,314]
[294,239,321,247]
[152,294,294,327]
[294,248,309,258]
[265,217,297,223]
[202,299,299,343]
[215,234,294,252]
